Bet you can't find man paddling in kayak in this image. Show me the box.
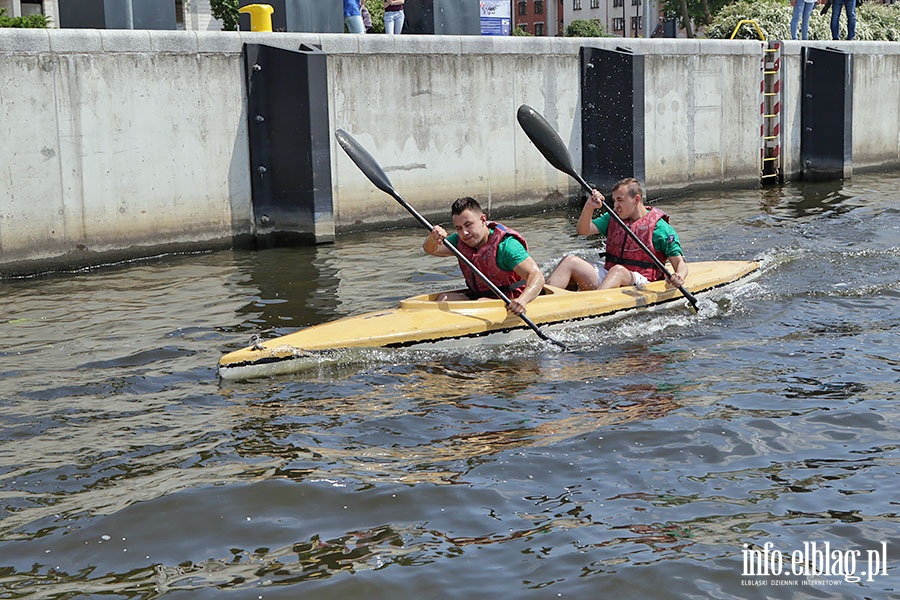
[547,178,688,291]
[424,197,545,316]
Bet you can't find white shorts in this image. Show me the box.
[595,263,649,288]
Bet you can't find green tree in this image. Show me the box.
[565,18,608,37]
[661,0,732,37]
[210,0,239,31]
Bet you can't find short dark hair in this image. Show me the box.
[451,196,483,217]
[612,177,644,201]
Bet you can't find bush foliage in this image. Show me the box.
[565,18,609,37]
[0,8,51,28]
[707,0,900,41]
[364,0,385,33]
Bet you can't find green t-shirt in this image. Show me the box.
[592,212,683,257]
[446,228,530,272]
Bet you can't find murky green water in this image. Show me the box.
[1,173,898,598]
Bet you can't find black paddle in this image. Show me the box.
[334,128,567,350]
[516,105,699,312]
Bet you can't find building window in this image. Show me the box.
[535,0,544,14]
[613,17,624,31]
[591,0,600,7]
[573,0,582,10]
[175,0,184,29]
[535,22,544,35]
[518,23,529,33]
[613,0,623,6]
[20,0,43,16]
[631,16,642,32]
[632,0,641,5]
[518,1,528,16]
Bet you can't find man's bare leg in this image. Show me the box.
[598,265,636,289]
[547,255,601,291]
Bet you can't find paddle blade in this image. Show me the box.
[516,105,578,180]
[335,129,395,196]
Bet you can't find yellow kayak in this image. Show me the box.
[218,260,759,380]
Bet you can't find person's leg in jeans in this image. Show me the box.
[384,10,404,34]
[830,0,845,39]
[845,0,856,40]
[800,1,815,40]
[345,15,365,33]
[790,1,803,40]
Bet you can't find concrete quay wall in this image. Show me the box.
[1,29,898,276]
[0,29,252,275]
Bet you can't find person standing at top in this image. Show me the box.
[829,0,856,40]
[546,178,688,292]
[423,197,545,316]
[791,0,817,40]
[384,0,405,34]
[343,0,365,33]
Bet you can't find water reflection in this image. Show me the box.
[758,179,852,220]
[156,525,406,592]
[228,246,342,337]
[226,351,686,488]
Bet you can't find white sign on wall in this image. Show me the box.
[480,0,510,36]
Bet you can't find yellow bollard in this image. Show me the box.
[239,4,274,32]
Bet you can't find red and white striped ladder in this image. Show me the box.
[760,40,782,183]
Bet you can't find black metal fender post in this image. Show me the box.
[243,43,335,247]
[580,46,646,194]
[801,47,853,181]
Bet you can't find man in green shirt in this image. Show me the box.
[548,178,688,291]
[423,197,545,316]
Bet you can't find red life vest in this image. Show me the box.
[456,222,528,299]
[604,207,669,281]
